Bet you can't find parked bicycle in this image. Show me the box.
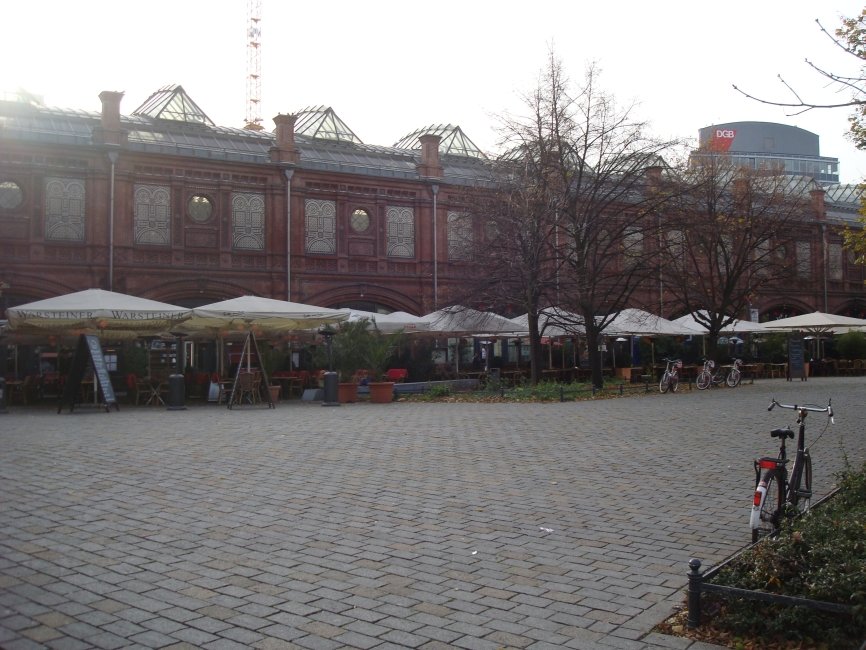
[695,358,742,390]
[749,398,834,543]
[658,358,682,393]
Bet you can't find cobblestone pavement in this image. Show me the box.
[1,377,864,650]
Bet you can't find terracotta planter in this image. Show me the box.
[338,382,358,403]
[368,381,395,403]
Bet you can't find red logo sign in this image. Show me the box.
[709,128,736,152]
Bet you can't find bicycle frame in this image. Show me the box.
[749,399,832,540]
[697,358,742,390]
[659,358,682,393]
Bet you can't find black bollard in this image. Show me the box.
[687,558,703,628]
[0,377,7,414]
[322,371,340,407]
[166,374,186,410]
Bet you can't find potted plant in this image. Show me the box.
[362,326,404,403]
[328,320,369,403]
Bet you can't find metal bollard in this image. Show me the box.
[322,371,340,407]
[166,374,186,410]
[687,558,703,628]
[0,377,7,413]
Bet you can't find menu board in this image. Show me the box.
[58,334,118,413]
[787,336,806,381]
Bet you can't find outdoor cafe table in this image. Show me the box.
[272,375,303,399]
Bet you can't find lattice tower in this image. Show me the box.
[244,0,263,131]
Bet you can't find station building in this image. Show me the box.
[1,90,865,324]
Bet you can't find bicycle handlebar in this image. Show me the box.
[768,398,834,423]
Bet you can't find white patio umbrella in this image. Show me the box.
[762,311,866,334]
[341,309,429,333]
[510,307,586,337]
[182,296,347,336]
[601,308,702,367]
[420,306,524,373]
[420,306,524,335]
[672,310,768,334]
[6,288,191,338]
[602,308,702,337]
[762,311,866,359]
[180,296,348,377]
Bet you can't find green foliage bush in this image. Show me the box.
[835,330,866,360]
[427,384,452,398]
[707,462,866,647]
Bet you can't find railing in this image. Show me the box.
[686,488,848,629]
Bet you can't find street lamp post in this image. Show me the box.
[319,325,340,407]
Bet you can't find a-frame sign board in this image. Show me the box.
[58,334,119,413]
[787,336,807,381]
[226,331,275,409]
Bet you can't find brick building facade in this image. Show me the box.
[1,85,865,321]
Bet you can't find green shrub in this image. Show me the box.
[427,384,452,398]
[835,330,866,360]
[706,463,866,647]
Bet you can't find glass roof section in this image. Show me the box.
[293,106,362,143]
[132,85,214,126]
[393,124,486,158]
[824,183,864,205]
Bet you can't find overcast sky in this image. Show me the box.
[3,1,866,183]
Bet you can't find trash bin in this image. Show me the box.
[166,373,186,410]
[268,384,281,404]
[0,377,7,413]
[488,367,501,389]
[322,371,340,407]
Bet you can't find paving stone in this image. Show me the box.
[0,384,863,650]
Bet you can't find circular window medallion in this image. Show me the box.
[350,208,370,233]
[0,180,24,210]
[188,194,213,223]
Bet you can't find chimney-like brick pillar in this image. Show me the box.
[270,114,300,164]
[644,165,662,191]
[810,188,826,220]
[92,90,127,146]
[417,134,444,178]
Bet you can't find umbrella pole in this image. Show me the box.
[455,338,460,374]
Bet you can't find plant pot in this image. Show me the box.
[368,381,394,403]
[268,384,281,404]
[338,382,358,403]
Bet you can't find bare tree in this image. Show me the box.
[526,58,679,389]
[733,10,866,145]
[456,159,561,384]
[661,152,810,358]
[456,55,679,389]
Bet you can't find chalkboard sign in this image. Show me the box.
[787,336,807,381]
[58,334,119,413]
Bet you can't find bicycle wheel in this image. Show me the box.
[659,371,670,393]
[751,471,783,543]
[696,370,711,390]
[726,368,741,388]
[670,372,679,392]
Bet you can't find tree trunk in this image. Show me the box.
[585,326,605,390]
[528,313,542,385]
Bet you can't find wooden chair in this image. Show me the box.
[234,371,259,405]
